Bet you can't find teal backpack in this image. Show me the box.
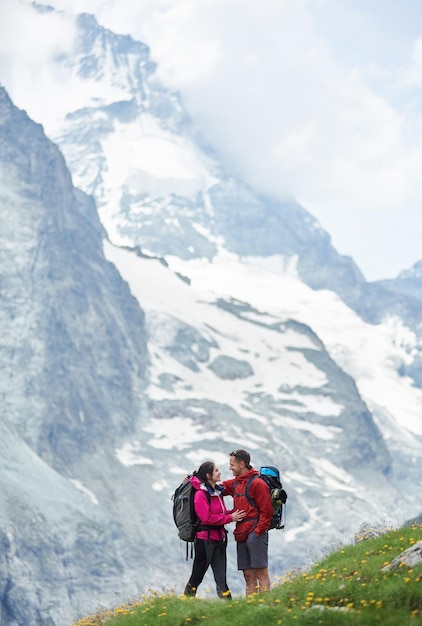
[239,465,288,530]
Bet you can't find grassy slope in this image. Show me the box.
[71,524,422,626]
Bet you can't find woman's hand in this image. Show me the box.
[231,509,246,522]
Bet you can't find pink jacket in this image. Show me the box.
[190,476,233,541]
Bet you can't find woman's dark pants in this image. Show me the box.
[184,538,231,598]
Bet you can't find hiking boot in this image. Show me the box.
[217,587,232,599]
[184,583,197,597]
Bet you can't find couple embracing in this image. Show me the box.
[184,449,274,599]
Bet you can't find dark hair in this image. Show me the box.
[229,449,252,469]
[194,461,215,484]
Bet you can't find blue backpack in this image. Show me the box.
[241,466,287,530]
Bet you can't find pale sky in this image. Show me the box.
[1,0,422,281]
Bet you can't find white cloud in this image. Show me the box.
[0,1,76,73]
[0,0,78,127]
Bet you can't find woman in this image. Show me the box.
[184,461,245,599]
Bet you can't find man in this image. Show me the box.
[221,449,274,595]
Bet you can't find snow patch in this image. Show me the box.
[116,441,154,467]
[143,417,218,450]
[310,457,356,493]
[100,115,212,199]
[69,479,99,505]
[272,415,342,439]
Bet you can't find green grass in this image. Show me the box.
[72,523,422,626]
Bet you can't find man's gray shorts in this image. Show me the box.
[237,531,269,570]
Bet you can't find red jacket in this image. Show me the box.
[190,475,233,541]
[222,468,273,542]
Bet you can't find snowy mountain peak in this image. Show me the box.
[72,12,151,96]
[398,259,422,280]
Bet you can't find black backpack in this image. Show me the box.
[172,477,213,559]
[172,478,198,544]
[242,466,288,530]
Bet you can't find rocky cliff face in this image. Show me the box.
[0,86,160,624]
[0,86,148,461]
